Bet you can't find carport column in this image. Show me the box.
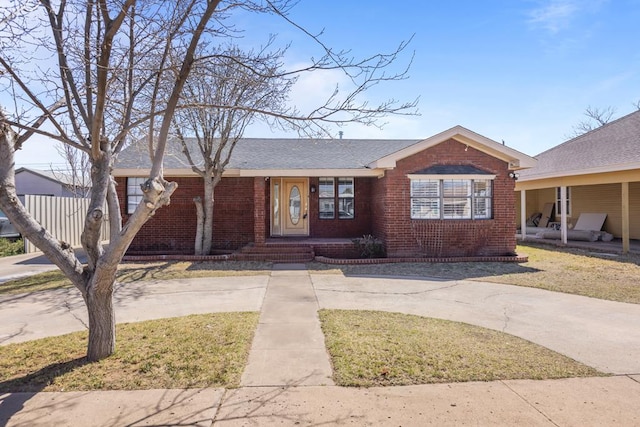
[560,186,568,245]
[520,189,527,241]
[254,177,266,245]
[622,181,630,254]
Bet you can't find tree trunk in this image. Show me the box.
[202,178,214,255]
[85,283,116,362]
[194,196,204,255]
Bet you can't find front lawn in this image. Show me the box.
[320,310,603,387]
[0,312,259,392]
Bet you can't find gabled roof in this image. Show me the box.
[113,126,536,177]
[518,109,640,181]
[15,167,79,187]
[369,126,536,170]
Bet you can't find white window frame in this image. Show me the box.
[408,174,495,220]
[556,187,571,217]
[126,177,145,214]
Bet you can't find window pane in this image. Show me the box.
[127,177,145,214]
[411,198,440,219]
[443,180,471,197]
[338,198,354,219]
[556,187,571,216]
[473,180,491,197]
[411,180,439,197]
[338,177,354,197]
[474,198,492,219]
[319,198,335,219]
[443,197,471,219]
[319,178,334,198]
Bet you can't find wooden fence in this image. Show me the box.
[23,195,110,254]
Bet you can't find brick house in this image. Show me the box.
[114,126,535,259]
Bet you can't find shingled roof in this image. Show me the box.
[114,126,536,176]
[519,109,640,181]
[115,137,420,172]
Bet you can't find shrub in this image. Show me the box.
[0,238,24,257]
[352,234,385,258]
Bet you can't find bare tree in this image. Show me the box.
[50,144,92,198]
[174,43,294,255]
[0,0,222,361]
[1,0,416,362]
[569,105,616,137]
[175,34,417,255]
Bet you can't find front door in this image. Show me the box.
[271,178,309,236]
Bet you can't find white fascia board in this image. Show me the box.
[407,174,497,180]
[113,167,386,178]
[518,162,640,182]
[369,126,537,170]
[237,168,384,177]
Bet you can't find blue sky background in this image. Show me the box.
[13,0,640,168]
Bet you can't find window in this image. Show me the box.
[410,178,493,220]
[556,187,571,217]
[318,177,355,219]
[318,178,335,219]
[338,177,354,219]
[126,177,145,214]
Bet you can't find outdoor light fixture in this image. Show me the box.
[508,172,519,180]
[310,184,317,193]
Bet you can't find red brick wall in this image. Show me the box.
[307,177,374,238]
[116,176,254,254]
[376,139,516,257]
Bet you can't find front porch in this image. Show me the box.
[236,237,358,263]
[517,235,640,255]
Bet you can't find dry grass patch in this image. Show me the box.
[0,260,271,296]
[0,312,259,392]
[320,310,602,387]
[309,243,640,304]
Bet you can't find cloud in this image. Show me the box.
[528,0,580,34]
[527,0,609,34]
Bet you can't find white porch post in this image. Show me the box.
[560,186,568,245]
[622,182,630,254]
[520,189,527,241]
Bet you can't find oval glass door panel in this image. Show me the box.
[289,186,301,225]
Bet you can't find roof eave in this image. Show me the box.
[518,162,640,183]
[113,167,386,178]
[369,126,537,170]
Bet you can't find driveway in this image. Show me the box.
[1,255,639,375]
[310,273,640,375]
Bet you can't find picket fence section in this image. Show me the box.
[23,195,110,254]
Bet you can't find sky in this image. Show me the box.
[9,0,640,169]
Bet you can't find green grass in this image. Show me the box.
[310,243,640,304]
[320,310,603,387]
[0,312,259,392]
[0,260,271,296]
[0,238,24,257]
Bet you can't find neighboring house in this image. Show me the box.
[515,109,640,253]
[113,126,535,258]
[15,167,91,198]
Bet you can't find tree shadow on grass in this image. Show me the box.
[309,262,542,282]
[0,357,88,425]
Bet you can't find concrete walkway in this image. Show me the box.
[1,260,640,425]
[241,264,333,386]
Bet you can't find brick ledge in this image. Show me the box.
[123,253,528,263]
[315,254,528,264]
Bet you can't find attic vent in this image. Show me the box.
[509,160,520,168]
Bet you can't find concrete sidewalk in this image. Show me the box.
[3,376,639,425]
[1,262,640,425]
[240,264,333,386]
